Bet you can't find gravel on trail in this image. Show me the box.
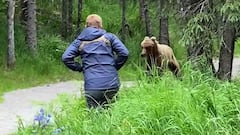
[0,81,82,135]
[0,58,239,135]
[0,81,134,135]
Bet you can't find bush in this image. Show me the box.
[38,35,69,62]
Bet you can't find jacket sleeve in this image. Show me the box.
[110,34,129,70]
[62,39,83,72]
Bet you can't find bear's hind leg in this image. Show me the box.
[168,61,180,77]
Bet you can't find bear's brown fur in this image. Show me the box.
[140,36,180,76]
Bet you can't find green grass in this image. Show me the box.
[0,59,81,102]
[14,63,240,135]
[235,38,240,56]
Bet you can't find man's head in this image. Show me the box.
[85,14,103,28]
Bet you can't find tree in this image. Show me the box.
[26,0,37,55]
[68,0,73,37]
[143,1,152,36]
[181,0,216,73]
[61,0,68,39]
[76,0,83,34]
[61,0,73,40]
[217,0,240,81]
[139,0,145,22]
[121,0,127,43]
[157,0,170,45]
[20,0,27,25]
[7,0,16,69]
[217,22,236,80]
[180,0,240,80]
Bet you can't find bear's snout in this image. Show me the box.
[141,49,146,57]
[141,53,146,57]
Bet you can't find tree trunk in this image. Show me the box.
[27,0,37,55]
[144,1,152,37]
[139,0,145,22]
[7,0,16,69]
[217,22,236,81]
[121,0,126,43]
[159,17,169,45]
[157,0,169,45]
[68,0,73,38]
[76,0,83,34]
[20,0,27,25]
[61,0,68,39]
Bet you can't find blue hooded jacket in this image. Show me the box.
[62,27,129,91]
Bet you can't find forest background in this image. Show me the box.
[1,0,240,93]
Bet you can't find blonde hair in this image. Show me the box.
[86,14,103,28]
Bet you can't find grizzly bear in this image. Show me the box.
[140,36,180,77]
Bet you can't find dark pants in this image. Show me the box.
[84,88,119,108]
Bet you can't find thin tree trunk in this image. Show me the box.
[68,0,73,38]
[144,1,152,36]
[159,17,170,45]
[27,0,37,55]
[139,0,145,22]
[217,22,236,81]
[76,0,83,34]
[157,0,170,45]
[121,0,126,43]
[7,0,16,69]
[157,0,169,45]
[20,0,27,25]
[61,0,68,39]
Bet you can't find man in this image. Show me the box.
[62,14,129,108]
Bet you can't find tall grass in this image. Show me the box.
[15,63,240,135]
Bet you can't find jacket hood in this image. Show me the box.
[77,27,106,41]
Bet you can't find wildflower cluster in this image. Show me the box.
[34,108,52,128]
[32,108,64,135]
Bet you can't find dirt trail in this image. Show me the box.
[0,81,134,135]
[0,81,81,135]
[0,58,239,135]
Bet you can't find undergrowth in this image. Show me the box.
[15,63,240,135]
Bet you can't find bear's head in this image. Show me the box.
[140,36,158,57]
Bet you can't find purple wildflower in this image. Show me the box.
[33,108,52,128]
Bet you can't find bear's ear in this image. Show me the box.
[141,36,149,46]
[141,39,146,47]
[150,36,159,45]
[141,36,154,47]
[144,36,150,40]
[150,36,157,40]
